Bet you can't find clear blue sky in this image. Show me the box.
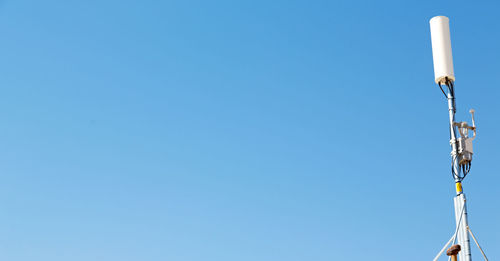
[0,0,498,260]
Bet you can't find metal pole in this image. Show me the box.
[454,193,472,260]
[447,88,472,261]
[447,92,459,180]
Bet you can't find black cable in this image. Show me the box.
[465,162,471,176]
[449,81,456,101]
[452,157,462,181]
[438,83,448,98]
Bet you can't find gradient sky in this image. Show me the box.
[0,0,498,260]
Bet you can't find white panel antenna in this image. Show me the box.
[430,16,455,84]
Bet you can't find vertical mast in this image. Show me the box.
[430,16,476,261]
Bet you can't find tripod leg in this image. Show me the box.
[467,226,488,261]
[434,234,456,261]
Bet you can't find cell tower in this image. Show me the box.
[429,16,488,261]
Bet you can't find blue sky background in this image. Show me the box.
[0,0,498,260]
